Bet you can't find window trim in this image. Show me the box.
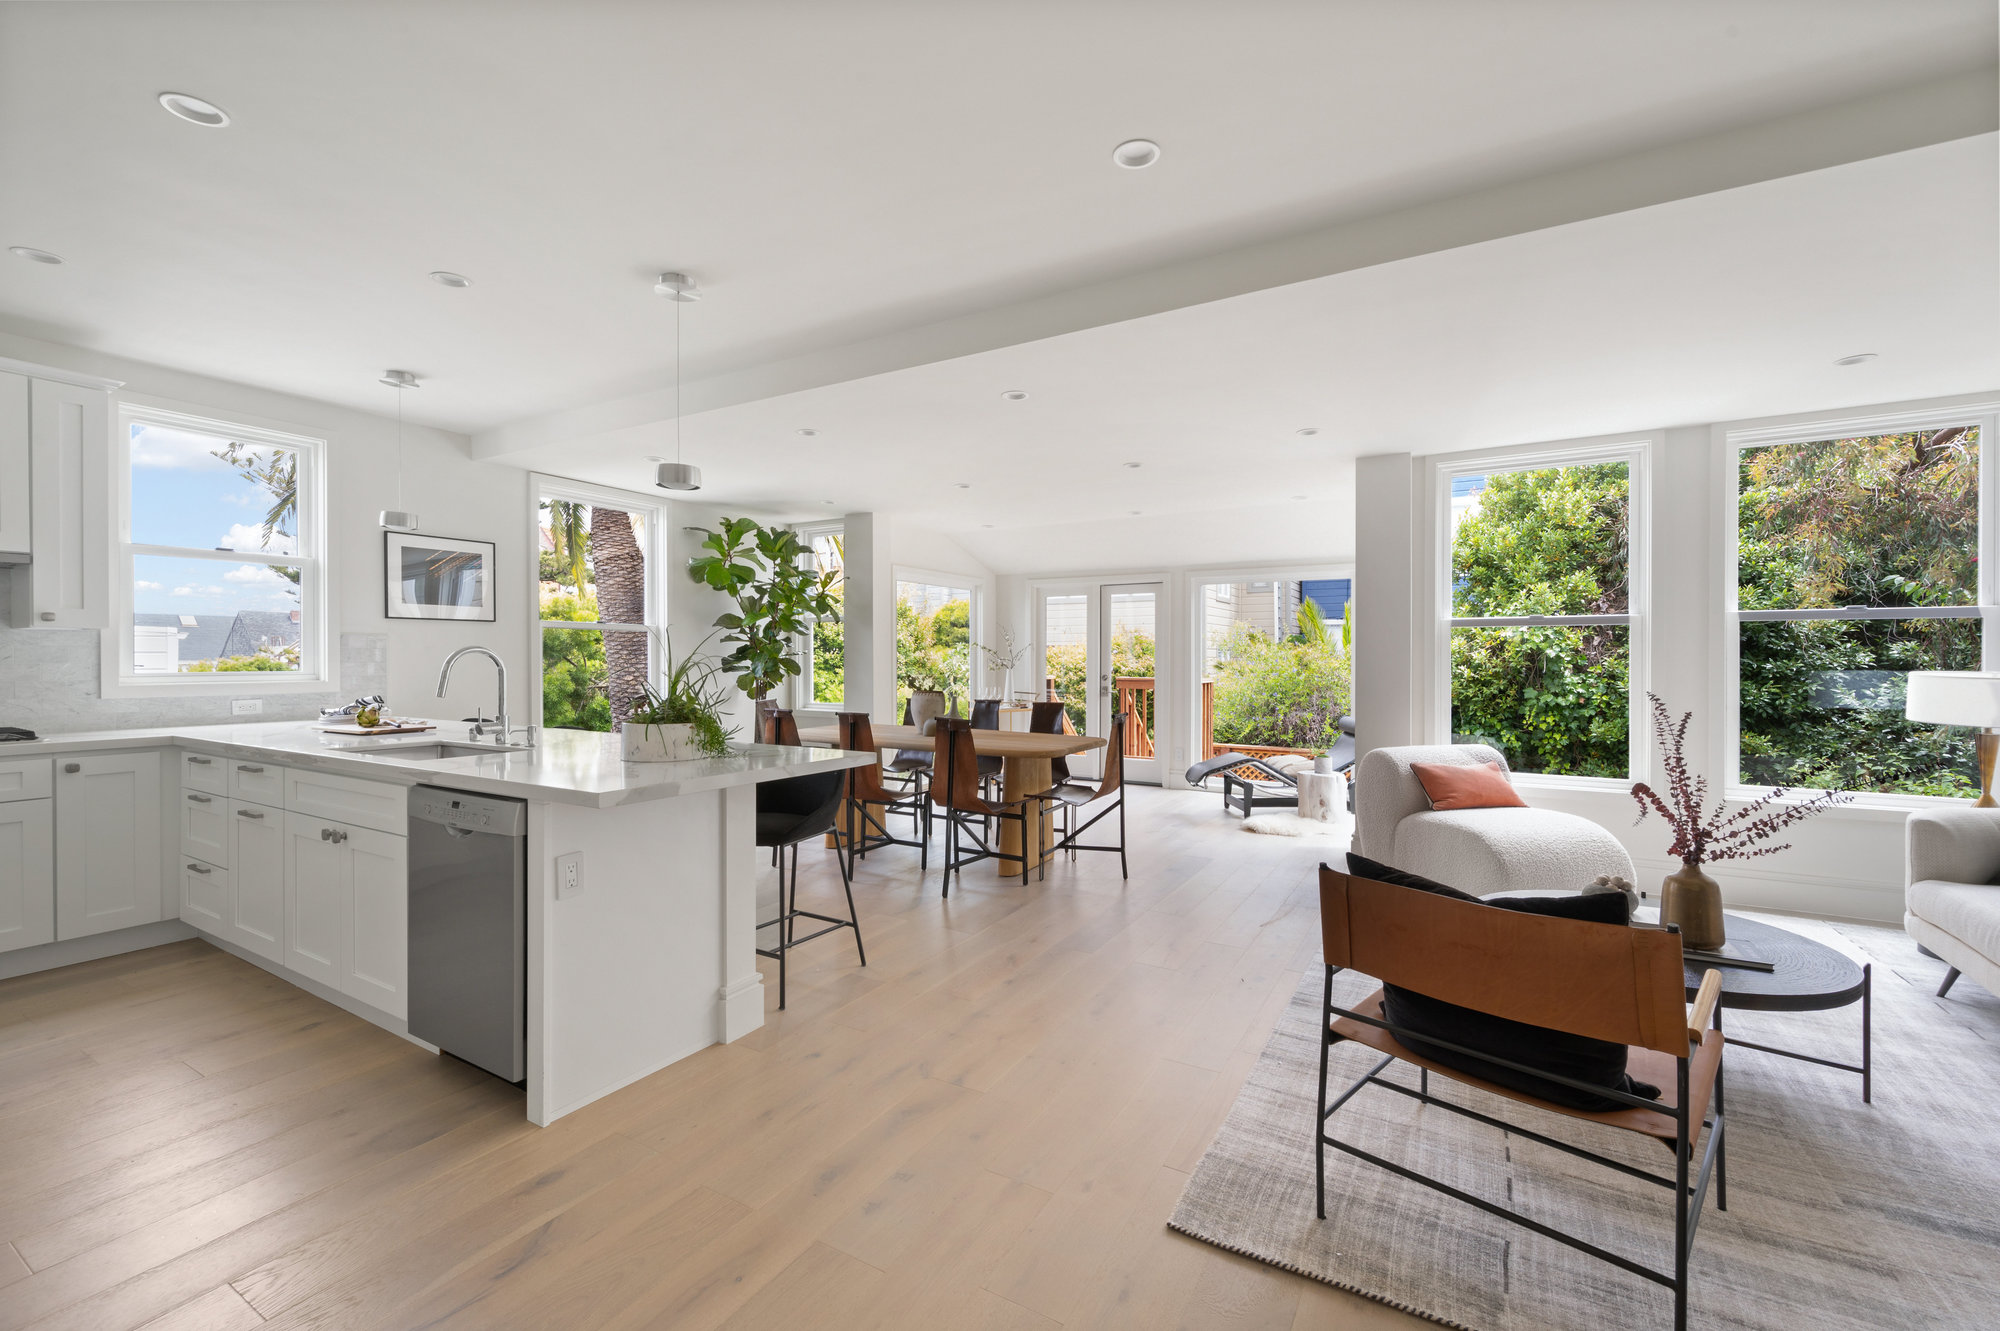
[529,474,669,730]
[1428,436,1654,783]
[792,518,845,712]
[103,404,331,696]
[892,564,984,702]
[1719,401,2000,804]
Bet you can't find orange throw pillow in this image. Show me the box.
[1411,759,1525,811]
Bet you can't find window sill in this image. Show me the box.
[1723,786,1972,822]
[1509,773,1634,797]
[102,673,338,699]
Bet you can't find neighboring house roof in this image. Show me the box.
[218,611,302,660]
[132,613,234,663]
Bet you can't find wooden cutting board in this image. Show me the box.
[314,721,438,736]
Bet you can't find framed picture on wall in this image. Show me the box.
[384,532,496,621]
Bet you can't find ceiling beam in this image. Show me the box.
[471,67,1997,462]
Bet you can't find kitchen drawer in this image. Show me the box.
[180,750,226,797]
[179,858,229,933]
[228,758,285,807]
[0,757,52,804]
[285,767,406,837]
[180,789,230,866]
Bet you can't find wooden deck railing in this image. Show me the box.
[1114,676,1156,758]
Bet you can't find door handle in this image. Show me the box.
[187,793,212,804]
[186,863,211,875]
[236,808,264,820]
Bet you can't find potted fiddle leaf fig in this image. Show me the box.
[685,517,839,701]
[622,631,736,762]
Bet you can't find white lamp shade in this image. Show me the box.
[1905,671,2000,728]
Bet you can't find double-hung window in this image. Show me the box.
[113,406,327,690]
[537,479,664,732]
[1441,444,1647,780]
[1730,410,1996,797]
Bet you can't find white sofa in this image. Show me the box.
[1905,807,2000,998]
[1352,744,1636,897]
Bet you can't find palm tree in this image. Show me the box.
[544,501,588,593]
[589,506,648,728]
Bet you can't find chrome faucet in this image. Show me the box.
[437,646,510,743]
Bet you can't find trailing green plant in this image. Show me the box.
[686,518,840,700]
[626,630,736,757]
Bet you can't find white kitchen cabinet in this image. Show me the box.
[0,795,55,954]
[180,751,226,797]
[344,824,408,1017]
[179,858,229,933]
[54,751,163,939]
[179,790,229,866]
[284,811,347,991]
[11,376,111,630]
[281,810,407,1018]
[230,802,285,963]
[228,759,284,808]
[0,371,29,559]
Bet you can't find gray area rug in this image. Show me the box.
[1169,916,1998,1329]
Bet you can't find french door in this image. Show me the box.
[1037,581,1162,784]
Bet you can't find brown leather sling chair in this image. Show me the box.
[836,712,927,869]
[930,717,1035,896]
[1314,866,1727,1331]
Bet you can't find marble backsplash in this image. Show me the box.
[0,581,386,735]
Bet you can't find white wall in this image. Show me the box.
[0,331,531,734]
[1351,390,2000,924]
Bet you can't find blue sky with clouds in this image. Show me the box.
[129,422,299,616]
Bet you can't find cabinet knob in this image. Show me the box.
[39,611,54,622]
[328,828,347,845]
[62,762,80,774]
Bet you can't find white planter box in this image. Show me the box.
[624,723,697,763]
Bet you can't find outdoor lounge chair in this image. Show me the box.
[1186,716,1357,817]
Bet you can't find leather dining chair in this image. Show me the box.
[887,690,947,804]
[837,712,927,867]
[760,707,801,746]
[969,697,1004,802]
[1030,711,1129,879]
[931,717,1035,896]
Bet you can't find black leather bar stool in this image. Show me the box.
[755,768,863,1009]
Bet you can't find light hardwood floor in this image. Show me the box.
[0,787,1421,1330]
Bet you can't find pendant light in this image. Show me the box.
[378,369,420,531]
[652,271,702,491]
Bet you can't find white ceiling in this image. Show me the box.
[498,136,2000,573]
[0,0,1992,439]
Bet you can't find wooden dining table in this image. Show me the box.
[795,722,1106,876]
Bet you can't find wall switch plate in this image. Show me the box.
[555,852,582,900]
[231,699,263,716]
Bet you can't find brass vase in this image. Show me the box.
[1660,859,1725,950]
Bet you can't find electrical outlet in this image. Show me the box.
[231,699,263,716]
[555,852,583,900]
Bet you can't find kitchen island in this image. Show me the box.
[0,721,874,1124]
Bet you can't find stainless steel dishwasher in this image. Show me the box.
[407,786,527,1083]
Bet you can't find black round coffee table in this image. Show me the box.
[1677,912,1872,1103]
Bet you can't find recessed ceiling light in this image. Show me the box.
[1833,353,1878,366]
[1123,461,1142,469]
[954,482,971,489]
[8,246,63,265]
[1295,427,1320,437]
[1129,509,1142,516]
[981,523,994,529]
[1292,495,1308,501]
[822,500,835,506]
[1001,390,1029,402]
[1112,139,1161,169]
[158,92,230,127]
[796,428,818,437]
[379,369,420,389]
[429,271,471,288]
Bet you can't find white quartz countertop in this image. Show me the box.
[0,719,875,808]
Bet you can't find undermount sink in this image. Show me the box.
[347,741,531,761]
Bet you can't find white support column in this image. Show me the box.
[1354,452,1419,758]
[717,781,765,1043]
